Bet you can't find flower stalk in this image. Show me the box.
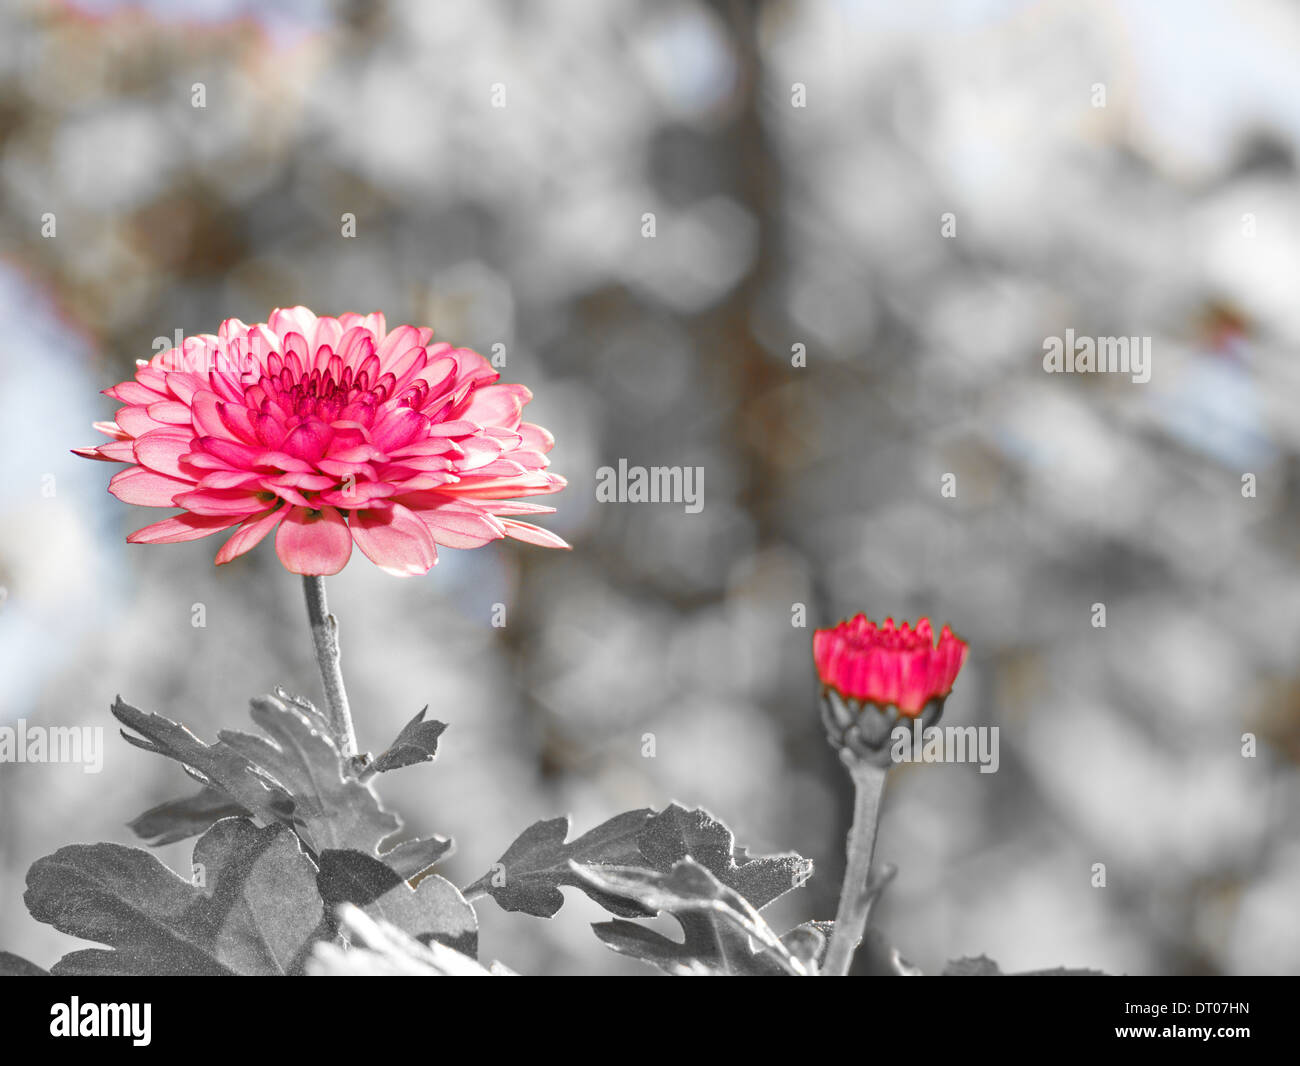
[302,574,358,760]
[822,758,888,976]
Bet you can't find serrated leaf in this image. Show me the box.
[380,836,454,881]
[589,919,717,976]
[115,693,404,858]
[308,904,512,976]
[316,850,476,957]
[25,819,324,975]
[271,685,331,730]
[463,809,654,918]
[0,951,48,975]
[576,859,805,976]
[222,694,400,854]
[545,805,815,976]
[128,786,249,846]
[366,708,447,775]
[636,804,812,911]
[468,803,813,925]
[112,697,293,828]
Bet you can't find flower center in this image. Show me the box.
[252,355,402,428]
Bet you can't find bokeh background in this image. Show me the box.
[2,0,1300,976]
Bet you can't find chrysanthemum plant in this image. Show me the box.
[1,309,1095,977]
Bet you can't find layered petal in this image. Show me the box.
[274,506,353,575]
[76,306,565,576]
[350,503,438,576]
[813,614,968,715]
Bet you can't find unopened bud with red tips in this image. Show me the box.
[813,615,968,766]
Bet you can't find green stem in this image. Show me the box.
[822,759,889,976]
[302,575,358,760]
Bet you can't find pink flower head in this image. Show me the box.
[813,614,968,715]
[75,307,567,576]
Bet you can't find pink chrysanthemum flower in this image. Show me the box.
[75,307,567,576]
[813,615,967,716]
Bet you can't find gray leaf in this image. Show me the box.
[589,919,715,976]
[128,786,249,846]
[575,859,806,976]
[463,809,654,918]
[308,904,510,976]
[225,694,401,854]
[367,708,447,774]
[112,697,293,828]
[317,849,476,957]
[26,819,324,976]
[0,951,48,976]
[636,804,812,911]
[115,694,402,857]
[380,836,454,881]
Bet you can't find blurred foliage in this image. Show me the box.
[2,0,1300,976]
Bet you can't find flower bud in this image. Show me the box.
[813,615,968,766]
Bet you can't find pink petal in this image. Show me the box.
[499,518,570,549]
[424,419,478,439]
[281,420,334,463]
[134,432,199,480]
[449,472,566,499]
[386,344,431,395]
[72,444,120,462]
[258,479,314,508]
[105,381,166,405]
[316,481,397,507]
[449,347,499,386]
[215,506,285,565]
[115,405,172,437]
[108,467,193,507]
[408,356,458,396]
[269,306,318,341]
[350,502,437,576]
[92,420,129,440]
[470,458,529,479]
[517,422,555,453]
[274,506,352,575]
[484,500,556,516]
[455,435,506,472]
[194,436,260,469]
[164,371,206,405]
[197,470,265,491]
[217,401,260,444]
[147,400,193,424]
[337,326,376,367]
[402,498,506,549]
[172,488,270,515]
[263,471,337,491]
[190,391,235,440]
[377,324,423,363]
[460,383,528,429]
[127,512,239,544]
[371,408,429,453]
